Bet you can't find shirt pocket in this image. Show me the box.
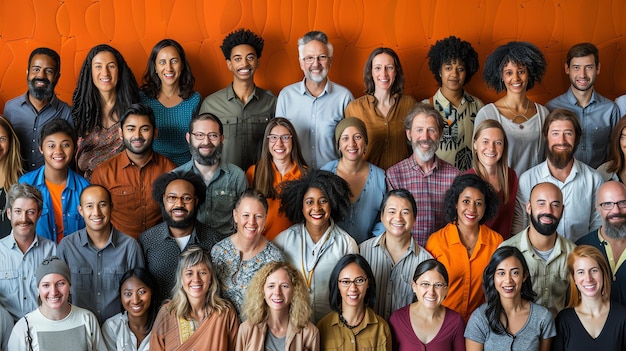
[0,270,18,294]
[109,185,136,197]
[70,266,93,292]
[211,189,238,214]
[103,265,127,291]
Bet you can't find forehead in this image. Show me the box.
[231,44,256,57]
[266,268,291,283]
[92,51,117,64]
[372,53,394,65]
[339,262,366,277]
[270,125,290,135]
[459,187,484,198]
[384,195,413,211]
[548,119,575,132]
[157,45,180,58]
[302,40,329,55]
[192,119,220,132]
[39,273,68,284]
[598,182,626,203]
[304,187,325,198]
[80,186,110,204]
[410,113,439,129]
[502,61,525,70]
[569,55,596,66]
[30,54,56,68]
[530,183,562,202]
[43,132,72,143]
[12,197,39,209]
[123,114,152,127]
[165,179,195,195]
[477,127,504,139]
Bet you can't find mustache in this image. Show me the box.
[170,207,188,213]
[31,78,50,85]
[131,137,145,143]
[551,143,573,149]
[16,220,34,226]
[608,213,626,220]
[537,213,558,222]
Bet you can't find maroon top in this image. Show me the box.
[389,305,465,351]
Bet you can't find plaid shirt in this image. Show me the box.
[386,155,460,246]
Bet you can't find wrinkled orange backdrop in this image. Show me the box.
[0,0,625,111]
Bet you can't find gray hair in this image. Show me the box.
[297,30,334,59]
[7,183,44,210]
[403,102,446,134]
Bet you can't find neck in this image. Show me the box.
[500,295,526,312]
[504,92,528,105]
[457,222,480,238]
[306,222,330,243]
[232,80,255,103]
[127,312,150,336]
[125,149,153,168]
[373,89,392,104]
[570,86,593,108]
[87,226,112,249]
[413,301,445,320]
[272,158,294,176]
[384,232,411,251]
[193,160,220,180]
[338,157,366,173]
[40,303,71,321]
[14,234,35,254]
[28,94,51,112]
[600,228,626,247]
[340,304,366,326]
[267,309,290,330]
[44,166,68,184]
[579,295,609,314]
[305,78,327,97]
[100,91,116,106]
[440,86,464,107]
[234,232,265,253]
[528,229,557,251]
[159,85,180,98]
[189,299,208,318]
[169,225,194,238]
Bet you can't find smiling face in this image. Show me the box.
[412,269,447,308]
[406,113,440,162]
[381,195,415,238]
[39,132,74,171]
[121,114,156,156]
[299,40,331,83]
[566,54,599,92]
[263,268,293,314]
[526,183,563,236]
[162,179,198,230]
[473,127,504,169]
[573,257,604,299]
[187,119,223,166]
[155,45,182,89]
[371,53,396,92]
[91,51,118,94]
[79,186,112,234]
[7,198,41,241]
[302,187,331,231]
[338,262,369,309]
[546,119,576,169]
[227,44,259,82]
[27,54,58,101]
[0,125,10,162]
[501,61,528,93]
[121,276,152,319]
[182,262,211,300]
[267,125,293,163]
[455,187,485,229]
[39,273,71,312]
[494,256,527,300]
[233,197,267,239]
[339,126,366,161]
[440,59,466,92]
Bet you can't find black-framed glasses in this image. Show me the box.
[164,195,196,204]
[302,55,329,64]
[599,200,626,210]
[338,277,367,287]
[190,132,221,141]
[418,282,448,290]
[267,134,292,143]
[41,256,60,265]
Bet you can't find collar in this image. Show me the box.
[297,78,332,97]
[226,83,260,102]
[410,154,440,175]
[433,89,470,108]
[566,87,598,106]
[79,227,115,249]
[518,227,564,258]
[32,167,81,191]
[539,159,581,182]
[120,150,157,169]
[374,233,417,255]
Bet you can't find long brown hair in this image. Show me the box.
[0,116,23,189]
[472,119,510,202]
[605,116,626,176]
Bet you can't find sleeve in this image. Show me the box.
[551,311,568,351]
[275,92,287,117]
[101,318,117,351]
[463,307,488,344]
[226,307,240,351]
[149,307,169,351]
[129,239,145,269]
[7,318,29,351]
[589,172,604,231]
[512,172,530,235]
[344,100,357,118]
[86,311,107,351]
[0,306,13,351]
[234,321,249,351]
[245,165,255,187]
[384,321,393,351]
[236,170,249,192]
[538,305,557,339]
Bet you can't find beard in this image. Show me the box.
[189,142,222,166]
[603,214,626,239]
[412,140,438,163]
[547,144,574,169]
[305,66,328,83]
[530,210,561,236]
[28,78,55,101]
[162,206,197,229]
[123,137,152,155]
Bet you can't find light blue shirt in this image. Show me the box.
[513,159,603,242]
[616,95,626,117]
[276,79,353,168]
[0,233,56,321]
[546,88,620,168]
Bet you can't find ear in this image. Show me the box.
[405,129,411,142]
[5,207,11,221]
[39,146,43,155]
[564,62,570,75]
[153,128,159,141]
[186,132,191,144]
[78,205,84,217]
[596,62,601,75]
[226,59,233,71]
[526,201,532,216]
[118,127,123,139]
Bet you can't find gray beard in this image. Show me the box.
[603,219,626,239]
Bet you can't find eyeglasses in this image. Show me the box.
[267,134,292,143]
[338,277,367,287]
[190,132,221,141]
[302,55,329,64]
[418,282,448,290]
[164,195,196,204]
[42,256,60,265]
[599,200,626,210]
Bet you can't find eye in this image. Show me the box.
[233,57,242,62]
[319,198,328,204]
[27,210,36,216]
[354,134,363,140]
[84,204,93,209]
[401,210,411,216]
[171,58,179,64]
[246,55,255,61]
[141,127,150,132]
[158,59,166,65]
[137,289,146,295]
[462,199,471,204]
[123,291,132,297]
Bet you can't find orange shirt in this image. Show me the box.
[45,179,65,242]
[246,163,303,240]
[425,223,503,321]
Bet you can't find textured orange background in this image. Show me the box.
[0,0,625,111]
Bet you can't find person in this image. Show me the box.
[57,185,145,324]
[546,43,620,168]
[140,38,200,166]
[0,183,56,322]
[236,261,320,351]
[317,254,392,350]
[102,268,159,351]
[359,189,433,320]
[475,41,549,176]
[72,44,140,180]
[553,245,626,350]
[464,246,555,351]
[246,117,308,240]
[321,117,386,243]
[200,28,276,170]
[3,47,73,172]
[596,115,626,182]
[150,246,239,351]
[273,170,358,322]
[344,47,416,170]
[425,174,503,321]
[139,171,225,304]
[577,181,626,306]
[389,259,465,351]
[513,109,603,242]
[276,30,354,168]
[425,36,483,172]
[8,257,106,350]
[173,112,248,236]
[500,182,576,316]
[91,103,176,238]
[0,116,24,237]
[387,102,460,246]
[19,119,89,243]
[466,119,518,239]
[211,189,285,319]
[0,305,12,351]
[616,94,626,117]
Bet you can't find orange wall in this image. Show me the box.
[0,0,625,111]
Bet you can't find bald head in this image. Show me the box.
[596,181,626,239]
[526,182,564,236]
[597,181,626,208]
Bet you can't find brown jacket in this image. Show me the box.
[236,319,320,351]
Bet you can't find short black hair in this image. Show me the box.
[220,28,265,59]
[380,189,417,217]
[152,171,207,207]
[328,254,377,312]
[39,119,77,148]
[443,174,499,224]
[28,47,61,77]
[119,103,156,129]
[482,41,546,93]
[566,42,599,67]
[427,36,479,86]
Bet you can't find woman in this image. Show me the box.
[72,44,140,180]
[236,261,320,351]
[465,247,555,351]
[140,38,201,166]
[466,119,518,239]
[475,41,548,176]
[8,257,106,350]
[317,254,392,350]
[102,268,159,351]
[425,174,503,321]
[211,189,286,319]
[345,47,416,170]
[426,35,483,172]
[321,117,385,243]
[150,246,239,351]
[246,118,308,240]
[553,245,626,350]
[389,259,465,351]
[273,170,359,323]
[597,116,626,182]
[0,116,23,238]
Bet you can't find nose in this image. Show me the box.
[93,205,102,216]
[131,292,140,304]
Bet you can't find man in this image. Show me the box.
[546,42,619,168]
[276,30,354,168]
[199,28,276,171]
[501,182,576,316]
[514,109,603,242]
[577,181,626,306]
[3,47,73,171]
[173,113,247,236]
[386,102,460,246]
[0,183,56,321]
[91,103,176,238]
[57,185,144,324]
[138,171,225,304]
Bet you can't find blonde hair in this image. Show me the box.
[472,119,511,203]
[0,116,24,189]
[242,261,312,331]
[566,245,612,307]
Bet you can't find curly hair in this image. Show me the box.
[72,44,140,136]
[119,267,159,331]
[605,116,626,175]
[0,116,24,189]
[253,118,308,199]
[443,174,499,224]
[427,36,479,86]
[152,170,207,208]
[242,261,312,330]
[278,169,351,223]
[220,28,265,60]
[566,245,612,308]
[140,39,195,99]
[328,254,377,312]
[483,246,536,335]
[472,119,511,203]
[363,47,405,96]
[482,41,546,93]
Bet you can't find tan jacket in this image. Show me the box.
[236,319,320,351]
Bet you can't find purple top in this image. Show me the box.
[389,305,465,351]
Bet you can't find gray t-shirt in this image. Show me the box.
[264,330,286,351]
[464,302,556,350]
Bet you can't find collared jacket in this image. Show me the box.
[236,319,320,351]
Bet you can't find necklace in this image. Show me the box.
[504,99,530,128]
[339,311,365,329]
